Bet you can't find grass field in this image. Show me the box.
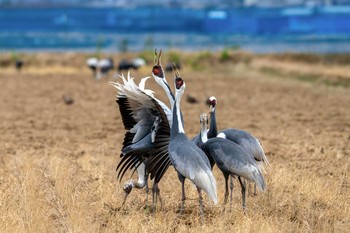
[0,51,349,232]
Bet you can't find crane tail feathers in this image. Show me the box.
[195,170,218,205]
[252,170,266,192]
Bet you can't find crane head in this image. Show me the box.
[208,96,217,112]
[174,61,185,96]
[123,181,133,194]
[121,181,134,206]
[152,49,164,79]
[174,74,185,90]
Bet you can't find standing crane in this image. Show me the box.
[208,96,269,196]
[87,57,114,80]
[198,113,266,210]
[168,70,217,220]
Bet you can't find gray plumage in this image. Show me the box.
[199,113,266,210]
[204,138,266,192]
[169,133,215,195]
[207,96,269,196]
[169,74,217,219]
[111,73,171,208]
[208,96,269,166]
[218,128,269,166]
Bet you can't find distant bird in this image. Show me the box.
[199,113,266,210]
[86,57,98,75]
[86,57,114,80]
[208,96,269,195]
[62,94,74,105]
[165,62,181,72]
[15,59,24,72]
[168,71,217,219]
[117,58,146,72]
[186,94,199,104]
[132,57,146,68]
[98,58,114,76]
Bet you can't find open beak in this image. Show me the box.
[172,63,180,78]
[154,49,162,65]
[154,49,157,64]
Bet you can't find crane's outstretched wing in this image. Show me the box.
[110,72,171,183]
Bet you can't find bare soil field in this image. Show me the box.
[0,52,349,232]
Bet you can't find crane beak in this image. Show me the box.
[172,63,180,78]
[158,49,162,65]
[121,191,129,206]
[154,49,162,65]
[154,49,157,64]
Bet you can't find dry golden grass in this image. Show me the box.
[0,52,349,232]
[251,58,350,80]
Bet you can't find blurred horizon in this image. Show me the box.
[1,1,350,53]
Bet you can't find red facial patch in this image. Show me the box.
[152,65,163,77]
[153,67,159,74]
[175,77,183,89]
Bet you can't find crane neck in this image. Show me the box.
[171,93,185,137]
[208,107,218,138]
[200,121,208,143]
[161,79,175,109]
[135,163,147,188]
[126,178,145,190]
[134,178,146,189]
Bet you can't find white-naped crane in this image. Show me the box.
[118,58,146,72]
[208,96,269,196]
[110,72,172,209]
[168,71,218,220]
[87,57,114,80]
[120,49,182,204]
[152,50,199,206]
[152,50,202,209]
[198,113,266,210]
[86,57,99,78]
[15,59,24,72]
[99,58,114,77]
[151,49,175,108]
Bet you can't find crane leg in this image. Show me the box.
[230,175,234,211]
[238,177,246,211]
[152,183,161,212]
[197,187,204,224]
[155,183,163,209]
[153,183,163,207]
[180,178,186,215]
[223,174,229,209]
[145,179,149,208]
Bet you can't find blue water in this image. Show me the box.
[1,7,350,53]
